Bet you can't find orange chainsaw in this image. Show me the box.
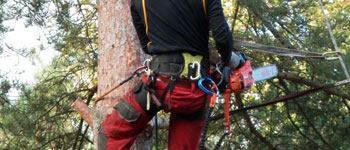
[199,52,278,150]
[214,51,278,93]
[210,51,278,133]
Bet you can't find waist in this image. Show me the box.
[149,52,210,79]
[156,75,198,89]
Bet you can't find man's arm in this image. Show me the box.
[207,0,233,64]
[130,2,150,54]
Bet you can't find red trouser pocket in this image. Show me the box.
[101,89,152,150]
[101,78,207,150]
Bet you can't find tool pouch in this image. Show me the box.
[114,99,140,122]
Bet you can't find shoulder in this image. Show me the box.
[130,0,142,10]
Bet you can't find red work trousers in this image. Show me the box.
[101,76,207,150]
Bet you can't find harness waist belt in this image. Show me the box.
[149,52,210,80]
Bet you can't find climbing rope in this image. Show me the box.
[234,40,336,59]
[93,66,147,106]
[198,78,220,150]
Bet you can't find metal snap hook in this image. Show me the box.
[190,61,201,80]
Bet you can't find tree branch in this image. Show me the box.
[240,0,294,48]
[294,101,336,150]
[279,79,321,148]
[78,125,91,150]
[277,72,350,100]
[72,118,85,150]
[72,85,96,150]
[72,97,94,128]
[35,133,74,150]
[279,78,336,149]
[285,102,320,147]
[0,122,9,140]
[231,1,240,32]
[234,93,277,150]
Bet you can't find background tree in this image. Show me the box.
[0,0,99,149]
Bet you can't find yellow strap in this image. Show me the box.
[202,0,207,16]
[180,53,203,79]
[142,0,149,36]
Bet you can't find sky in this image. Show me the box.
[1,19,56,98]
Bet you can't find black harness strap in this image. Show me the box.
[160,76,178,110]
[144,73,164,109]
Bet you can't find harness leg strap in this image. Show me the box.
[161,76,178,110]
[134,79,161,117]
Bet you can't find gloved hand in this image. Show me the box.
[228,52,240,70]
[218,51,246,91]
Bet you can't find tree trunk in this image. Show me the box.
[95,0,150,149]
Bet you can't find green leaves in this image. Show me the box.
[0,0,97,149]
[205,0,350,149]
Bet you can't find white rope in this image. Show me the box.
[318,0,350,80]
[234,40,333,59]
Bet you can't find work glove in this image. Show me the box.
[214,52,239,91]
[228,52,241,70]
[223,51,241,82]
[219,51,246,91]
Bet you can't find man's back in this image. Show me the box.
[131,0,232,63]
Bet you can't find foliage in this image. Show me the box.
[0,0,97,149]
[209,0,350,149]
[0,0,350,149]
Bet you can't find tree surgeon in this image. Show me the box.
[99,0,240,149]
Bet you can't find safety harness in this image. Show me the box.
[147,53,209,111]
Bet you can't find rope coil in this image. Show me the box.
[198,78,220,150]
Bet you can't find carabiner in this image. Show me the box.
[198,78,219,96]
[190,61,201,80]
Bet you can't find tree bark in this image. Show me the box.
[94,0,149,149]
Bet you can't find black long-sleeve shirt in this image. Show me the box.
[130,0,233,63]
